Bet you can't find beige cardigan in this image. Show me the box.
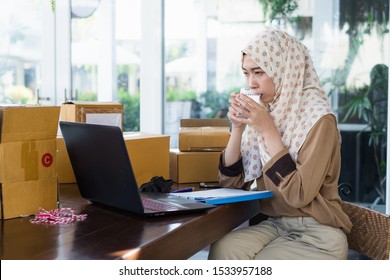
[219,114,353,234]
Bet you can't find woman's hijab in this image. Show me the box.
[241,28,336,182]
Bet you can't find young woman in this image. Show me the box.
[208,28,352,260]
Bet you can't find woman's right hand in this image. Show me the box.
[224,92,246,166]
[228,92,246,129]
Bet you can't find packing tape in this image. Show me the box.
[21,141,39,181]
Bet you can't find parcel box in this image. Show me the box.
[169,149,221,183]
[56,136,76,184]
[0,106,60,219]
[60,101,123,129]
[178,118,230,152]
[57,132,170,187]
[124,132,170,187]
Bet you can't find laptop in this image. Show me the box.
[59,121,216,216]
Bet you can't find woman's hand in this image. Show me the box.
[227,92,247,129]
[233,94,273,133]
[235,94,285,157]
[224,91,247,166]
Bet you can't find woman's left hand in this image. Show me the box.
[235,94,285,156]
[234,94,275,134]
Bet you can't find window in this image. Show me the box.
[164,0,266,147]
[0,0,53,105]
[71,0,141,131]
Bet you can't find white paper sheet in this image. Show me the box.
[85,113,122,128]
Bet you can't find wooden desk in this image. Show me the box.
[0,184,260,260]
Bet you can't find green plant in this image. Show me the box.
[166,88,196,102]
[50,0,55,12]
[1,85,34,104]
[258,0,298,21]
[118,88,140,131]
[325,1,388,204]
[77,91,97,101]
[198,90,235,118]
[333,0,389,91]
[339,85,371,123]
[339,64,388,203]
[257,0,309,40]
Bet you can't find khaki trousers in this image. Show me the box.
[208,216,348,260]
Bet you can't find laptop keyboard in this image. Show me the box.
[141,197,182,211]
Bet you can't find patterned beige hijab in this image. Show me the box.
[241,28,336,182]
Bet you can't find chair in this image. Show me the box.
[341,200,390,260]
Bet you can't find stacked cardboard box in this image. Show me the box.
[170,119,230,183]
[0,106,60,219]
[123,132,170,187]
[60,101,123,129]
[57,132,170,187]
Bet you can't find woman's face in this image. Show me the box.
[242,54,275,104]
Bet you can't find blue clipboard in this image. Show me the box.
[197,190,273,205]
[170,188,273,205]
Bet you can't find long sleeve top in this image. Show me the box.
[219,114,353,234]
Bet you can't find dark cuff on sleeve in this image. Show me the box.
[265,153,296,186]
[219,153,243,177]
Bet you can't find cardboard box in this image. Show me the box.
[0,139,57,182]
[170,149,221,183]
[0,106,60,219]
[124,132,170,187]
[56,136,76,184]
[57,132,170,187]
[1,178,58,219]
[178,119,230,152]
[60,101,123,129]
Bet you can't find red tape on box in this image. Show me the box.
[30,207,87,224]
